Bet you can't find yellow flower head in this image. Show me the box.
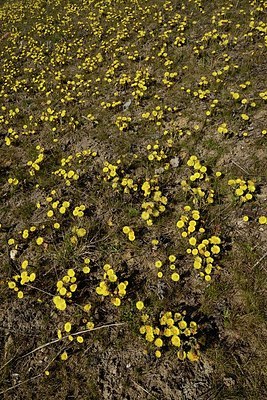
[136,301,144,310]
[53,296,66,311]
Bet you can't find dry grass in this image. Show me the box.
[0,0,267,398]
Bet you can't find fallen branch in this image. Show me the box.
[252,250,267,270]
[21,322,126,359]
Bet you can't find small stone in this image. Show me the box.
[10,249,18,260]
[123,99,132,111]
[170,156,180,168]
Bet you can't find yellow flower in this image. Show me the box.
[21,260,29,269]
[178,320,187,330]
[155,350,161,358]
[154,338,163,347]
[139,325,146,335]
[176,220,184,228]
[29,273,36,282]
[189,237,197,246]
[259,216,267,225]
[155,260,162,268]
[136,301,144,310]
[166,318,174,327]
[36,237,44,245]
[187,350,199,362]
[61,351,68,361]
[235,188,243,196]
[70,284,77,292]
[77,228,87,237]
[112,297,121,306]
[211,245,220,254]
[77,336,84,343]
[17,291,24,299]
[64,322,72,332]
[128,231,135,241]
[141,211,150,220]
[171,326,179,335]
[22,230,29,239]
[231,92,239,100]
[122,226,130,234]
[241,113,249,121]
[164,328,172,337]
[8,281,16,289]
[169,255,176,262]
[171,335,181,347]
[59,287,67,296]
[209,236,221,244]
[146,333,154,342]
[86,321,95,330]
[194,257,202,269]
[53,296,66,311]
[83,303,91,312]
[171,273,180,282]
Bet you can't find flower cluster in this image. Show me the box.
[190,236,221,281]
[162,71,178,88]
[181,156,214,205]
[228,178,256,202]
[96,264,128,307]
[146,140,168,162]
[27,145,44,176]
[138,309,200,361]
[102,160,138,193]
[122,226,135,241]
[102,161,119,181]
[176,206,203,235]
[217,123,228,134]
[131,68,151,101]
[154,255,180,281]
[177,206,222,280]
[7,176,19,186]
[142,105,165,126]
[115,115,132,132]
[53,148,97,186]
[8,259,36,299]
[53,269,78,311]
[141,189,168,226]
[70,226,87,245]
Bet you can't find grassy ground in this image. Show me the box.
[0,0,267,398]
